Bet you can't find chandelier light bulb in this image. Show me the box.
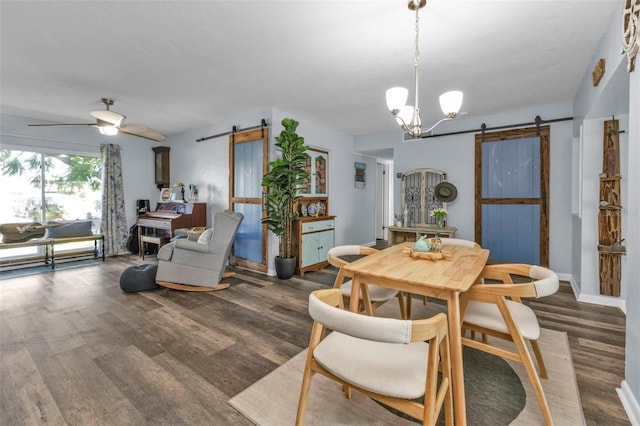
[386,87,409,113]
[98,125,118,136]
[396,105,415,127]
[439,91,464,117]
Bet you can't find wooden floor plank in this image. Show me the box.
[95,344,230,425]
[0,343,66,425]
[0,253,631,426]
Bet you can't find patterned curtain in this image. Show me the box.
[100,144,128,256]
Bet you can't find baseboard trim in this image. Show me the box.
[558,273,627,313]
[617,381,640,426]
[577,292,626,312]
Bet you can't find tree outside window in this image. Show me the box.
[0,149,102,227]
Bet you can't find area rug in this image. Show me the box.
[229,300,584,425]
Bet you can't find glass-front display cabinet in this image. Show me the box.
[300,148,328,197]
[293,147,333,275]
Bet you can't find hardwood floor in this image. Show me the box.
[0,254,630,425]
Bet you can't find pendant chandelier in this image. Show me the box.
[386,0,463,138]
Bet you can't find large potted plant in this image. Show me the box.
[261,118,309,279]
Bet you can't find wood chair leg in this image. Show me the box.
[530,339,549,379]
[361,285,374,316]
[341,384,352,399]
[512,332,553,425]
[396,292,407,320]
[295,364,314,425]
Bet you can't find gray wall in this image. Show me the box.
[623,63,639,426]
[354,101,575,276]
[167,107,377,275]
[163,108,272,226]
[571,0,639,420]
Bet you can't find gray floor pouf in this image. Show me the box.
[119,264,160,292]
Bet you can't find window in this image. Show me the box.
[0,148,102,260]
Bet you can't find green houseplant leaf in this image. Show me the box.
[261,118,309,260]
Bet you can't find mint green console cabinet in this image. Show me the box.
[293,216,335,275]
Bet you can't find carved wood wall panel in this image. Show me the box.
[598,119,625,297]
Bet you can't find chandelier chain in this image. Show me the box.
[414,2,420,116]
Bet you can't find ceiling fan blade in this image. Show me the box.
[90,110,125,126]
[119,124,166,142]
[28,123,96,127]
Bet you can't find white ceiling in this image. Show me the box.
[0,1,618,139]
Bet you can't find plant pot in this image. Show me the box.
[275,256,297,279]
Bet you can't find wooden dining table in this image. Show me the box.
[342,242,489,426]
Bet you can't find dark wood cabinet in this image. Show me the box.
[152,146,170,189]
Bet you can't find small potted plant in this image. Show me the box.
[394,213,403,227]
[261,118,309,279]
[430,207,448,228]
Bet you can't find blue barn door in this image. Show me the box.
[475,126,549,266]
[229,128,268,273]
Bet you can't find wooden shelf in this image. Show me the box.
[598,245,626,255]
[387,225,457,246]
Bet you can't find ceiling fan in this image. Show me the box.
[28,98,166,142]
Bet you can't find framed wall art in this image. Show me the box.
[159,188,171,202]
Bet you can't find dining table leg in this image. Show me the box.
[349,274,361,313]
[447,291,467,426]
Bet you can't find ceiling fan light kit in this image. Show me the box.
[28,97,166,142]
[98,125,118,136]
[386,0,464,138]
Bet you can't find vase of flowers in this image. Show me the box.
[430,207,448,228]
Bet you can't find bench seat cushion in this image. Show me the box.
[45,220,94,238]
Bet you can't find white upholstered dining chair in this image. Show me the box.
[460,263,559,426]
[328,245,407,319]
[296,288,453,426]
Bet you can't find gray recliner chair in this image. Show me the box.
[156,209,244,291]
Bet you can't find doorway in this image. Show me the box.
[475,126,550,266]
[228,128,268,272]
